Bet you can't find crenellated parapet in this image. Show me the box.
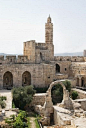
[0,55,34,64]
[35,43,47,50]
[54,56,84,62]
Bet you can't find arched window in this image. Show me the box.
[3,71,13,89]
[22,71,31,86]
[81,77,84,87]
[56,64,60,73]
[76,78,79,86]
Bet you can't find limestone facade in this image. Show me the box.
[0,16,86,89]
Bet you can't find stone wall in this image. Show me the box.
[74,98,86,111]
[54,106,72,125]
[54,56,84,62]
[0,63,57,88]
[30,93,46,106]
[72,88,86,99]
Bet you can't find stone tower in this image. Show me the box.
[23,40,35,63]
[45,15,54,60]
[45,15,53,44]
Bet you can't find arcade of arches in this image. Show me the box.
[3,71,31,88]
[76,76,85,87]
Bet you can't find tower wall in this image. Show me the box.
[23,40,35,63]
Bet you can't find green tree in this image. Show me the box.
[12,85,36,110]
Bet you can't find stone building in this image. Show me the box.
[0,16,86,89]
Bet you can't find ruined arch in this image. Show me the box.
[47,80,68,102]
[56,64,60,73]
[3,71,13,89]
[22,71,31,86]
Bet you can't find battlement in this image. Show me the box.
[0,55,32,64]
[35,43,47,50]
[54,56,84,62]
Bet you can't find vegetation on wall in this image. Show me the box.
[72,91,78,100]
[51,80,71,104]
[34,86,48,93]
[12,85,36,110]
[0,96,6,108]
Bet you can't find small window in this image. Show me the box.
[65,68,67,71]
[56,64,60,73]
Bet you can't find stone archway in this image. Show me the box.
[22,71,31,86]
[56,64,60,73]
[3,71,13,89]
[41,80,73,126]
[47,80,69,103]
[44,80,73,111]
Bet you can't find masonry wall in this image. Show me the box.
[0,63,57,89]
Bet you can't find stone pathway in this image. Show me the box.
[0,90,12,110]
[30,117,36,128]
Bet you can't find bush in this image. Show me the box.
[72,91,78,100]
[34,87,48,93]
[0,96,7,101]
[5,111,28,128]
[12,85,36,110]
[63,80,71,92]
[0,101,6,108]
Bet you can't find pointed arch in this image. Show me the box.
[22,71,31,86]
[56,64,60,73]
[3,71,13,89]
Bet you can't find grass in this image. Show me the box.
[35,118,40,128]
[27,117,31,128]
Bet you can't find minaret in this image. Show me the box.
[45,15,53,44]
[45,15,54,61]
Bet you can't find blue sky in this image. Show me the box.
[0,0,86,54]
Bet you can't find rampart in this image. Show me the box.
[0,55,85,64]
[0,55,30,64]
[54,56,84,62]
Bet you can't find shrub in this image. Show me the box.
[63,80,71,92]
[12,85,36,110]
[72,91,78,100]
[34,87,48,93]
[0,96,7,101]
[0,100,6,108]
